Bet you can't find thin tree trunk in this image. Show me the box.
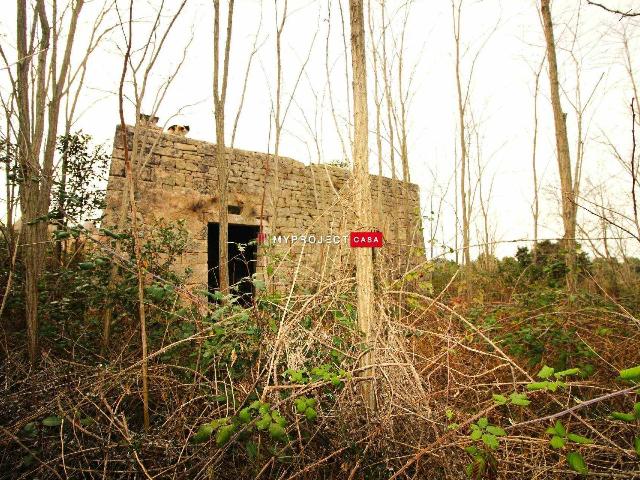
[532,56,544,262]
[540,0,577,290]
[452,1,470,266]
[213,0,235,296]
[118,0,149,430]
[349,0,376,411]
[367,2,384,226]
[380,5,399,254]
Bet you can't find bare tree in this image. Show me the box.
[540,0,579,290]
[452,0,470,266]
[116,0,150,430]
[450,0,498,268]
[531,55,545,261]
[101,0,190,351]
[349,0,376,410]
[55,0,116,264]
[213,0,235,296]
[13,0,85,363]
[380,3,400,248]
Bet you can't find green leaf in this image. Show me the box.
[77,262,94,270]
[477,417,489,429]
[295,398,308,413]
[144,285,166,302]
[216,424,235,447]
[209,417,230,429]
[611,411,636,422]
[554,421,566,437]
[42,416,62,427]
[566,451,588,474]
[470,428,482,441]
[634,402,640,419]
[238,408,251,424]
[465,446,479,455]
[446,408,455,420]
[509,393,531,407]
[550,435,565,449]
[54,230,71,240]
[23,422,37,435]
[256,413,271,430]
[304,407,317,421]
[527,381,549,391]
[537,365,555,379]
[465,463,473,477]
[192,424,214,443]
[492,394,507,405]
[268,422,286,441]
[619,365,640,381]
[634,437,640,457]
[481,433,499,450]
[567,433,594,445]
[272,411,287,427]
[554,368,580,378]
[486,425,506,437]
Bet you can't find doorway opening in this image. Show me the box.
[208,223,260,305]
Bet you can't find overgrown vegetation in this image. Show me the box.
[1,0,640,477]
[1,195,639,478]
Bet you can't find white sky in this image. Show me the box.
[1,0,639,260]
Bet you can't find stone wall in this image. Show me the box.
[104,124,425,291]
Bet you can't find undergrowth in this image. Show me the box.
[0,230,639,479]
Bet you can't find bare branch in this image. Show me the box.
[586,0,639,17]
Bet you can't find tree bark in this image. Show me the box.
[452,0,470,266]
[349,0,376,410]
[540,0,577,290]
[213,0,235,296]
[16,0,84,363]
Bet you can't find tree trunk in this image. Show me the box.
[452,1,470,266]
[15,0,84,363]
[349,0,376,411]
[532,56,544,263]
[540,0,577,290]
[213,0,234,296]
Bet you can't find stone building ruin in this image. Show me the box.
[103,116,425,298]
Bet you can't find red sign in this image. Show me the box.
[349,231,383,248]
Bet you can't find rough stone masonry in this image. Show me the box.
[103,119,425,292]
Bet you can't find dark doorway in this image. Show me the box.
[208,223,260,305]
